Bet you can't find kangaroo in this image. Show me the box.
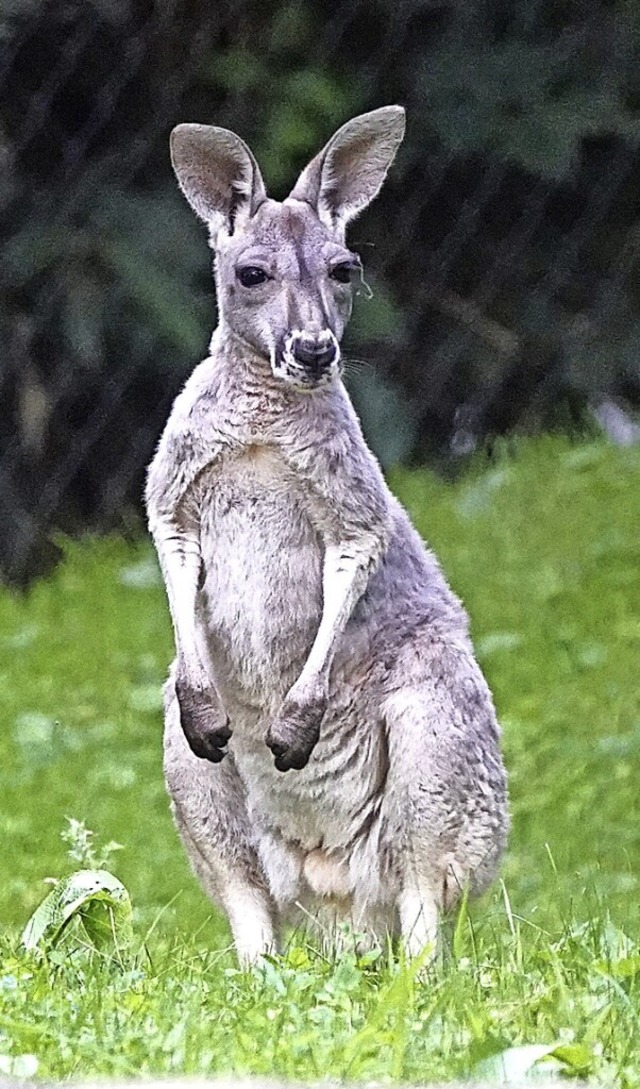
[146,107,508,965]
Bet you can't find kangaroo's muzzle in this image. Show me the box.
[274,329,341,389]
[291,332,338,374]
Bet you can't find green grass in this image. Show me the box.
[1,435,639,1084]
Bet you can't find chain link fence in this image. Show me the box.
[2,0,640,583]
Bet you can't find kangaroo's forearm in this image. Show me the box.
[295,535,383,692]
[150,509,231,762]
[280,399,392,698]
[149,512,209,685]
[266,528,387,771]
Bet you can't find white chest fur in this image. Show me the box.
[198,445,324,704]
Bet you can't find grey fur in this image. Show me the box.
[146,107,508,964]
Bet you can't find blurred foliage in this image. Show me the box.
[3,0,640,579]
[420,6,640,177]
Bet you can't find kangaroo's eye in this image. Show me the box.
[330,263,354,284]
[237,266,270,288]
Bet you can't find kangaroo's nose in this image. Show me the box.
[291,333,338,375]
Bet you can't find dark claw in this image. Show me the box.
[265,698,324,773]
[266,738,288,759]
[188,734,229,763]
[175,678,232,763]
[211,723,232,745]
[273,747,313,773]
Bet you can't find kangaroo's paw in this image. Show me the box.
[265,695,325,772]
[175,677,232,762]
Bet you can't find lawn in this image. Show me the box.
[0,436,639,1084]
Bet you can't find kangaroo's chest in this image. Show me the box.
[198,445,324,697]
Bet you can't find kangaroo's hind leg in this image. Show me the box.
[384,636,509,959]
[163,672,277,965]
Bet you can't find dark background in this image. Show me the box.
[3,0,640,583]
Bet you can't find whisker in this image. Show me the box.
[342,357,375,374]
[341,359,372,372]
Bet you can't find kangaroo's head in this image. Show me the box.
[170,107,405,390]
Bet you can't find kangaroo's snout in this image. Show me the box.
[291,332,338,373]
[285,329,340,385]
[274,329,341,390]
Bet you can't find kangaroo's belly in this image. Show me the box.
[199,446,323,699]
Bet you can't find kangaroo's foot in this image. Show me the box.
[265,691,325,771]
[175,676,232,762]
[398,881,439,962]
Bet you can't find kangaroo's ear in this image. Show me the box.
[289,106,405,233]
[170,123,267,239]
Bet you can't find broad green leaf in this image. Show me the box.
[22,869,132,953]
[551,1043,594,1076]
